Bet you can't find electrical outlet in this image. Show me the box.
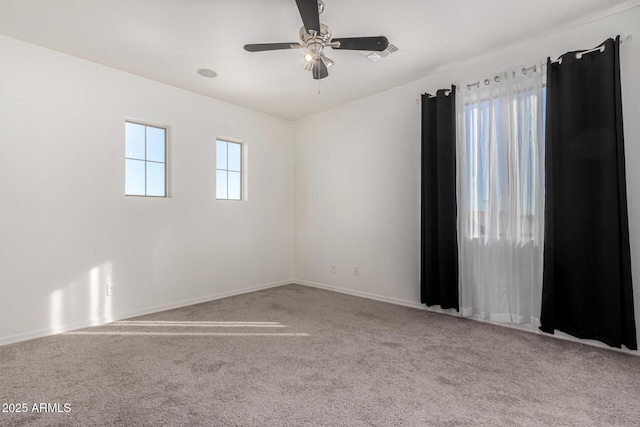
[331,264,336,273]
[106,283,116,297]
[354,267,359,276]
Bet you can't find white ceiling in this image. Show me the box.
[0,0,638,120]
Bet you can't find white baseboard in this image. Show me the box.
[295,279,428,310]
[0,280,292,347]
[4,279,637,356]
[294,279,639,356]
[295,279,459,317]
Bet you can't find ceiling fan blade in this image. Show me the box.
[244,43,301,52]
[312,58,328,80]
[296,0,321,34]
[331,36,389,51]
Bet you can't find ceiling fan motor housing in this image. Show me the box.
[300,24,331,52]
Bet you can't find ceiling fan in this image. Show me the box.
[244,0,389,80]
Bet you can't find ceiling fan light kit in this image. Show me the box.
[244,0,388,80]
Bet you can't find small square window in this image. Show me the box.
[216,140,242,200]
[125,121,166,197]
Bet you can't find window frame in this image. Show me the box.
[215,138,244,201]
[124,120,167,198]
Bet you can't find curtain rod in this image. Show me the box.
[417,89,451,103]
[550,34,631,64]
[417,34,632,103]
[465,64,538,90]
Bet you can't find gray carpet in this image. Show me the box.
[1,284,639,426]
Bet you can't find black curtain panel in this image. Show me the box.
[420,87,458,310]
[540,37,637,349]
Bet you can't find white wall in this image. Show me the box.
[294,6,640,350]
[0,35,295,345]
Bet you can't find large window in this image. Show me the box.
[462,87,546,242]
[125,121,166,197]
[456,68,546,325]
[216,139,242,200]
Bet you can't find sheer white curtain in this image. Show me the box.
[455,64,545,325]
